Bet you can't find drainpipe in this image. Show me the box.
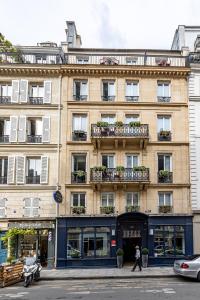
[55,73,62,268]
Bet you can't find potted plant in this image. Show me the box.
[133,166,147,171]
[116,248,124,268]
[158,170,170,182]
[159,130,171,140]
[129,121,141,127]
[115,166,125,179]
[75,170,86,183]
[142,248,149,268]
[114,121,123,127]
[96,121,109,128]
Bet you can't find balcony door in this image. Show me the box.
[101,114,116,124]
[0,158,8,184]
[157,115,171,132]
[27,158,41,183]
[102,155,115,168]
[158,154,171,171]
[73,155,86,172]
[125,115,139,124]
[126,154,138,168]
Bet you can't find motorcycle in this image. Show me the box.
[23,257,42,287]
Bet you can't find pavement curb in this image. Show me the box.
[39,274,178,281]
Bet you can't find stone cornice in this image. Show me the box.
[67,101,188,107]
[0,64,190,78]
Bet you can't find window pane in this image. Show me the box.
[80,194,85,207]
[38,86,44,97]
[158,155,164,171]
[159,193,164,206]
[108,82,115,96]
[165,193,171,206]
[165,156,171,171]
[157,84,163,97]
[108,193,114,206]
[83,228,95,257]
[72,194,78,206]
[67,228,81,259]
[157,117,163,131]
[132,192,139,206]
[164,117,170,130]
[175,230,185,255]
[163,84,170,97]
[81,82,87,95]
[35,120,42,135]
[126,193,133,206]
[164,230,175,256]
[96,227,110,257]
[154,227,164,257]
[126,83,133,96]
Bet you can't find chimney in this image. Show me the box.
[194,35,200,52]
[65,21,81,48]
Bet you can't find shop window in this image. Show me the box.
[96,227,110,257]
[154,225,185,257]
[67,228,81,259]
[83,227,95,257]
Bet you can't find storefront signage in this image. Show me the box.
[8,222,55,229]
[111,240,116,247]
[53,190,63,203]
[123,230,141,238]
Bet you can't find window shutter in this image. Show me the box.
[11,80,20,103]
[41,156,48,184]
[19,80,28,103]
[16,156,25,184]
[9,116,18,142]
[42,116,50,143]
[0,198,6,217]
[7,156,15,184]
[43,81,52,104]
[18,116,27,142]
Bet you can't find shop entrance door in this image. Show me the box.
[39,235,48,267]
[123,237,141,263]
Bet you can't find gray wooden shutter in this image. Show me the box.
[43,81,52,104]
[20,80,28,103]
[11,80,20,103]
[41,156,48,184]
[16,156,25,184]
[9,116,18,142]
[42,116,50,143]
[0,198,6,217]
[24,198,31,217]
[7,156,15,184]
[18,116,27,142]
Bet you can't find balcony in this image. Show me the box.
[0,176,7,184]
[125,96,139,102]
[27,135,42,143]
[72,131,87,141]
[73,94,87,101]
[157,131,171,141]
[157,96,171,103]
[71,171,87,184]
[90,167,150,189]
[126,205,140,213]
[0,96,11,104]
[71,206,86,215]
[0,135,9,143]
[100,206,115,214]
[91,123,149,149]
[26,175,40,184]
[159,206,173,213]
[101,95,115,101]
[29,97,44,105]
[0,52,63,64]
[158,171,173,183]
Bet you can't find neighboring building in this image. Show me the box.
[56,22,192,267]
[172,26,200,255]
[0,43,63,266]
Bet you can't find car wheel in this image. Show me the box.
[197,272,200,282]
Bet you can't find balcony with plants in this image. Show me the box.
[71,206,86,215]
[157,130,171,141]
[100,206,115,214]
[158,170,173,183]
[159,205,173,213]
[71,170,87,184]
[126,205,140,213]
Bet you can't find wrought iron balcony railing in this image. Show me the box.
[101,95,115,101]
[159,205,173,213]
[158,171,173,183]
[126,205,140,212]
[0,176,7,184]
[29,97,44,105]
[91,124,149,138]
[157,96,171,102]
[71,206,86,214]
[0,135,9,143]
[73,94,87,101]
[157,131,171,141]
[125,96,139,102]
[72,131,87,141]
[26,175,40,184]
[71,172,87,184]
[90,168,150,183]
[0,96,11,104]
[27,135,42,143]
[100,206,115,214]
[0,52,63,64]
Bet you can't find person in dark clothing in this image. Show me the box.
[131,245,142,271]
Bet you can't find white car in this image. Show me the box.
[173,256,200,281]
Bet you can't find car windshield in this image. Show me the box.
[25,257,36,266]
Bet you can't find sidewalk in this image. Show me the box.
[40,267,176,280]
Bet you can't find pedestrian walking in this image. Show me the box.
[131,245,142,272]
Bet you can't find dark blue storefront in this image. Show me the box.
[56,214,193,268]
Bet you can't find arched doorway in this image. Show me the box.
[117,212,148,263]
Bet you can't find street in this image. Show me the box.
[0,277,200,300]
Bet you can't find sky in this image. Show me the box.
[1,0,200,49]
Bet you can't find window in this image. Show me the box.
[126,154,138,168]
[126,81,139,101]
[0,84,12,97]
[157,82,170,101]
[76,57,89,64]
[83,227,95,257]
[24,197,39,217]
[154,225,185,257]
[26,158,41,184]
[157,115,171,132]
[158,154,171,171]
[158,192,172,207]
[30,85,44,98]
[125,115,139,124]
[36,55,47,64]
[73,80,88,100]
[101,114,116,124]
[67,228,81,259]
[0,119,10,141]
[101,193,114,207]
[102,81,115,101]
[72,114,87,141]
[126,192,139,206]
[0,158,8,184]
[96,227,110,257]
[27,119,42,143]
[0,198,6,217]
[71,193,86,207]
[72,155,86,183]
[102,155,115,168]
[126,57,138,65]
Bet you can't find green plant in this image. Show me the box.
[75,170,85,178]
[159,130,170,136]
[133,166,147,171]
[93,166,107,172]
[96,121,109,127]
[116,166,125,172]
[70,250,80,258]
[159,170,170,178]
[115,121,123,127]
[142,248,149,255]
[129,121,141,127]
[116,248,124,256]
[6,256,15,264]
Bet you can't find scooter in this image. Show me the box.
[23,257,42,287]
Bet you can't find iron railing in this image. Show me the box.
[126,206,140,212]
[71,172,87,183]
[159,206,173,213]
[0,135,9,143]
[157,96,171,103]
[73,95,87,101]
[91,124,149,138]
[29,97,44,105]
[157,131,172,141]
[71,206,86,214]
[26,175,40,184]
[27,135,42,143]
[125,96,139,102]
[101,95,115,101]
[72,131,87,141]
[158,172,173,183]
[0,96,11,104]
[0,176,7,184]
[100,206,115,214]
[90,168,150,182]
